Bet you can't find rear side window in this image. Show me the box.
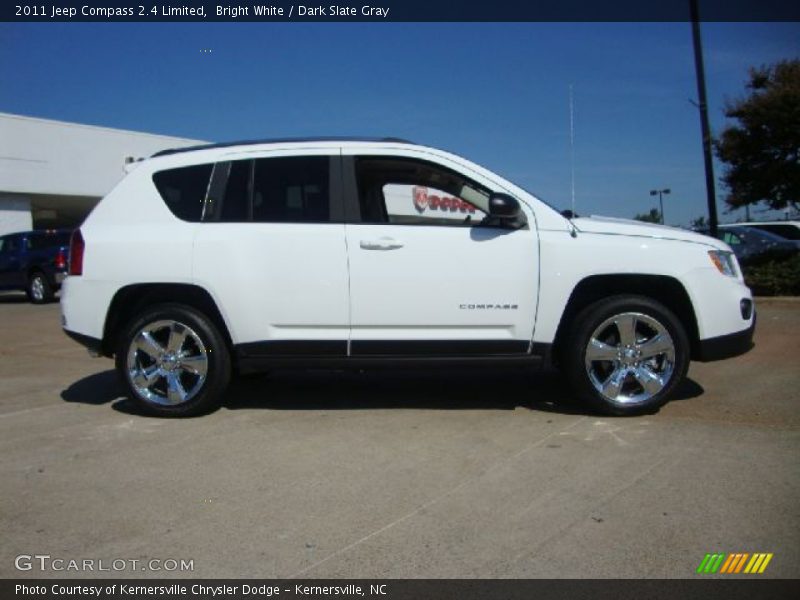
[27,235,45,250]
[152,164,213,222]
[0,236,16,253]
[252,156,330,223]
[220,160,251,222]
[203,156,332,223]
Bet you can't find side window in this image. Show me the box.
[152,164,214,222]
[2,237,18,253]
[354,157,491,227]
[252,156,330,223]
[220,160,251,222]
[722,232,741,246]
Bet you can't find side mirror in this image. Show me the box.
[488,193,521,219]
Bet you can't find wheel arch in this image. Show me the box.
[552,274,701,363]
[102,283,234,359]
[26,266,47,281]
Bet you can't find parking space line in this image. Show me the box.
[0,404,69,419]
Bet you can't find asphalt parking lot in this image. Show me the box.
[1,295,798,579]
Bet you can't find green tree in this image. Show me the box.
[634,208,662,223]
[690,215,707,230]
[715,59,800,212]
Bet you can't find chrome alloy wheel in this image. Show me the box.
[584,312,675,405]
[30,276,45,302]
[126,320,208,406]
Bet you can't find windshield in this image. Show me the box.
[514,182,562,215]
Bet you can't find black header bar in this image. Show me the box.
[5,1,800,22]
[4,579,800,600]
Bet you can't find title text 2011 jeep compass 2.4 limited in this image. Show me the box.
[61,138,755,417]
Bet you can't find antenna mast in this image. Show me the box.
[569,84,576,215]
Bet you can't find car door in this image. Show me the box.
[0,235,22,289]
[342,150,539,356]
[192,150,350,355]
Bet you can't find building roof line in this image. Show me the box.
[0,112,205,144]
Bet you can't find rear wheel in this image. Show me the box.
[562,295,689,416]
[115,304,231,417]
[27,271,54,304]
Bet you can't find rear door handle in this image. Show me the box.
[359,238,404,250]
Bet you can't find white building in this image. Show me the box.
[0,112,204,235]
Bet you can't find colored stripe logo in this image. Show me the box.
[696,553,773,574]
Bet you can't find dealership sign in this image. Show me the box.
[384,184,478,221]
[412,186,476,214]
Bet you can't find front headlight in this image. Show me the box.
[708,250,739,278]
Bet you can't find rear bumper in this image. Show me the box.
[63,328,103,357]
[695,314,756,362]
[60,276,116,342]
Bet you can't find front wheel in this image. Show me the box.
[115,304,231,417]
[562,295,690,416]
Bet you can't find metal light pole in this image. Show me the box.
[690,0,719,237]
[650,188,671,224]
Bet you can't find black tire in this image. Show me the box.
[115,303,231,417]
[561,295,690,416]
[27,271,54,304]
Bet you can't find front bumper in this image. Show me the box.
[695,313,756,362]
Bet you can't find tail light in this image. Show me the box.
[55,248,67,270]
[69,229,84,276]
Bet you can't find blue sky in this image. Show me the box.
[1,22,798,225]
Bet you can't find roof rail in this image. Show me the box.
[151,136,414,158]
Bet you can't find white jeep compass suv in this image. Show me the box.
[61,138,755,417]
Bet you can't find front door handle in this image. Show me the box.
[359,238,404,251]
